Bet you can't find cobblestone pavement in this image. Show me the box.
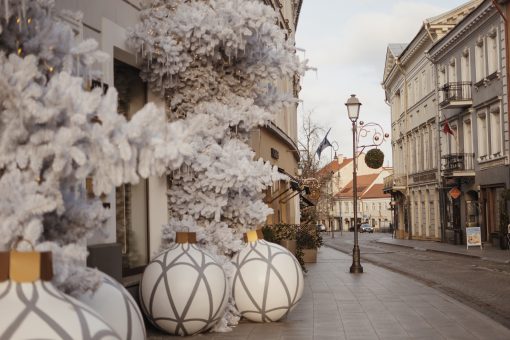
[323,232,510,330]
[147,246,510,339]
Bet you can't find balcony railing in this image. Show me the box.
[383,174,407,193]
[441,153,475,174]
[439,82,472,108]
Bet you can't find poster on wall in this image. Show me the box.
[466,227,482,250]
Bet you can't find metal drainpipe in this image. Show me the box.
[395,58,410,239]
[491,1,510,190]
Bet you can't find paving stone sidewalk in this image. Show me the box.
[375,236,510,264]
[148,246,510,339]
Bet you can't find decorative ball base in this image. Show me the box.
[232,240,304,322]
[77,272,146,340]
[139,243,228,336]
[0,280,120,339]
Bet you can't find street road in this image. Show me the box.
[323,232,510,330]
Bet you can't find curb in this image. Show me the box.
[374,240,510,264]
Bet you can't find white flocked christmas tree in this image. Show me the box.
[0,0,203,295]
[128,0,304,330]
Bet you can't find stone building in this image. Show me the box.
[382,0,482,240]
[316,155,392,232]
[428,0,509,246]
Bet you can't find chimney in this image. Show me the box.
[337,154,344,164]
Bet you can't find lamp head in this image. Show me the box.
[345,94,361,122]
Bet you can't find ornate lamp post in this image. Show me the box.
[344,94,390,274]
[345,94,363,274]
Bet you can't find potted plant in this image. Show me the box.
[296,225,323,263]
[262,224,297,255]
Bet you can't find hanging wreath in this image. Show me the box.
[365,149,384,169]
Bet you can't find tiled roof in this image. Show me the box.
[316,158,351,177]
[335,174,380,198]
[362,184,390,199]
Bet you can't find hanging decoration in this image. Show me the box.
[139,232,228,336]
[0,241,120,339]
[231,230,304,322]
[365,148,385,169]
[77,272,146,340]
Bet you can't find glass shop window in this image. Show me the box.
[114,59,149,276]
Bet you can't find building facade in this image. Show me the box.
[316,155,392,232]
[429,0,509,246]
[253,0,304,225]
[382,0,482,240]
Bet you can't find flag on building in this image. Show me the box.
[316,128,332,159]
[442,120,454,136]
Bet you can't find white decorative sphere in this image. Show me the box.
[77,272,145,340]
[231,240,304,322]
[0,280,120,339]
[139,243,228,336]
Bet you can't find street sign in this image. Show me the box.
[448,187,461,200]
[466,227,482,250]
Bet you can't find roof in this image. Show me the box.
[362,184,391,199]
[382,0,481,86]
[316,158,352,177]
[335,174,380,198]
[388,44,408,58]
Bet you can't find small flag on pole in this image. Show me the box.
[442,120,454,136]
[316,128,332,159]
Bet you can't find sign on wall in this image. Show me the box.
[466,227,482,250]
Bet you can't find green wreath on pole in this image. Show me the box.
[365,148,384,169]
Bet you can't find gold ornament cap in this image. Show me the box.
[0,239,53,283]
[243,229,264,243]
[175,232,197,244]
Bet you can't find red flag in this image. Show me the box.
[442,120,454,135]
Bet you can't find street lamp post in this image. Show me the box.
[345,94,363,274]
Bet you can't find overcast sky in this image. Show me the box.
[295,0,469,165]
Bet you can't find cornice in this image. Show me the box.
[399,30,430,65]
[263,121,300,162]
[428,2,496,61]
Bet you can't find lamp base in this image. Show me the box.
[349,244,363,274]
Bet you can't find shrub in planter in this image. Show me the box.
[365,148,384,169]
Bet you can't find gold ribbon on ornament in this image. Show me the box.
[175,232,197,244]
[0,238,53,283]
[243,229,264,243]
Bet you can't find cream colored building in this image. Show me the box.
[382,1,481,240]
[253,0,304,225]
[317,155,391,231]
[54,0,304,282]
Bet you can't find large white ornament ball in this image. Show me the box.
[231,240,304,322]
[77,272,146,340]
[139,243,228,336]
[0,280,120,339]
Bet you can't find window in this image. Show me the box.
[448,58,457,83]
[450,124,458,154]
[475,37,485,81]
[414,77,420,102]
[487,28,498,75]
[114,59,149,276]
[438,66,446,87]
[408,83,413,107]
[400,88,405,114]
[490,105,502,156]
[477,110,488,158]
[422,69,427,95]
[461,48,471,82]
[463,118,473,154]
